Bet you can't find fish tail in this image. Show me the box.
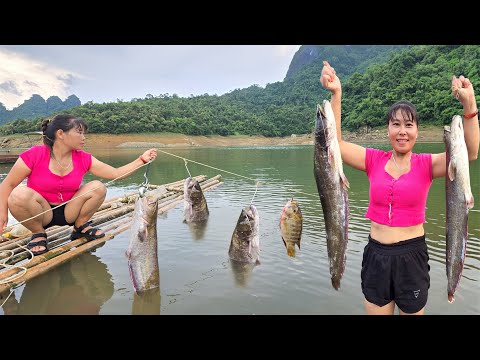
[287,243,296,257]
[331,276,341,291]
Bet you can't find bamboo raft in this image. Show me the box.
[0,174,223,297]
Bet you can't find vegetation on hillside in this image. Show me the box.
[1,45,478,137]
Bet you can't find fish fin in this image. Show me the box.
[466,193,474,209]
[125,249,131,260]
[281,236,287,248]
[341,173,350,189]
[297,241,301,250]
[328,147,334,166]
[448,160,456,181]
[255,259,261,265]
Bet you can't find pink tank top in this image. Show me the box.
[364,148,432,227]
[19,145,92,203]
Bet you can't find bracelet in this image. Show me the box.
[139,156,148,164]
[463,109,478,119]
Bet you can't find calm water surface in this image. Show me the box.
[0,143,478,315]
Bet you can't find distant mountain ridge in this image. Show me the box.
[0,94,81,125]
[2,45,475,137]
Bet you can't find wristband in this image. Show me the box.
[139,156,148,164]
[463,109,478,119]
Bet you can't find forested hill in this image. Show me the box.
[0,94,81,125]
[1,45,478,137]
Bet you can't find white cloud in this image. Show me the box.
[273,45,301,57]
[0,48,83,110]
[0,45,302,110]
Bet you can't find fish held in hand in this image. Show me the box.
[314,100,349,290]
[280,198,303,257]
[183,177,209,223]
[444,115,474,303]
[126,187,166,293]
[228,204,260,264]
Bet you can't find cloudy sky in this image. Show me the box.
[0,45,301,110]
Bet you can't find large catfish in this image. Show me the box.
[126,186,166,293]
[444,115,474,303]
[183,177,209,223]
[228,204,260,264]
[314,100,350,290]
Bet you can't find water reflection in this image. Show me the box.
[184,219,209,240]
[2,252,114,315]
[132,287,161,315]
[229,259,258,288]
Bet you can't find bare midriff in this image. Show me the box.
[370,220,425,244]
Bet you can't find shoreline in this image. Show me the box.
[0,127,444,151]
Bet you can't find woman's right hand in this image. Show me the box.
[320,60,341,94]
[0,213,8,233]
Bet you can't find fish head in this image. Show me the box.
[315,101,336,146]
[450,115,464,142]
[237,204,259,232]
[323,99,337,137]
[281,198,302,221]
[142,193,159,218]
[444,115,465,150]
[184,177,204,203]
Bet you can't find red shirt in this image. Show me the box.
[364,147,433,226]
[20,145,92,203]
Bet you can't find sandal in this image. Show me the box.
[70,220,105,241]
[27,232,49,256]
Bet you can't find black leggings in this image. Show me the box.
[45,203,75,229]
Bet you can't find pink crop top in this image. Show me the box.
[19,145,92,203]
[364,148,432,227]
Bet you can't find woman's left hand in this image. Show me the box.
[141,148,157,163]
[452,75,476,112]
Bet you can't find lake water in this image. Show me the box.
[0,143,478,315]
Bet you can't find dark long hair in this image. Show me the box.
[41,114,88,149]
[386,100,419,126]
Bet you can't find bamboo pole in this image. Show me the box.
[0,223,132,295]
[0,217,133,280]
[0,176,222,295]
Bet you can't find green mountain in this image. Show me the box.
[1,45,477,136]
[0,94,81,125]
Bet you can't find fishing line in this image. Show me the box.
[156,149,318,198]
[184,159,192,178]
[250,181,260,205]
[0,281,25,308]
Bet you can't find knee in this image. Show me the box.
[8,187,33,208]
[89,180,107,198]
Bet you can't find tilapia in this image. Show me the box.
[228,204,260,264]
[126,186,166,293]
[183,177,209,223]
[444,115,474,303]
[314,100,350,290]
[280,198,303,257]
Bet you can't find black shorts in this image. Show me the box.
[361,234,430,314]
[45,203,75,229]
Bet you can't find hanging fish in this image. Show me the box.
[280,198,303,257]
